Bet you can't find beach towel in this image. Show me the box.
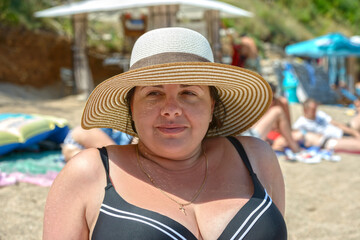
[279,147,341,164]
[0,150,64,187]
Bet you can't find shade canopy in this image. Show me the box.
[35,0,253,18]
[285,33,360,58]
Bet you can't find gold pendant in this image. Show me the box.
[179,205,187,215]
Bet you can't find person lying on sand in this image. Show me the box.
[61,126,135,162]
[271,98,360,154]
[266,98,360,155]
[293,98,360,139]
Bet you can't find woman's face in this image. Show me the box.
[131,84,214,157]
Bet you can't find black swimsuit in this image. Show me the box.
[92,136,287,239]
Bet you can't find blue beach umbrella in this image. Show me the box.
[285,33,360,58]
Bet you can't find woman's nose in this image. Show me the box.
[160,97,182,117]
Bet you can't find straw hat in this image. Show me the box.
[81,27,272,137]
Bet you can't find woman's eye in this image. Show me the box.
[182,91,196,96]
[147,91,160,96]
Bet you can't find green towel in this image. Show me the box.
[0,150,64,174]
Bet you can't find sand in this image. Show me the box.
[0,83,359,240]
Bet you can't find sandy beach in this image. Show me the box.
[0,83,359,240]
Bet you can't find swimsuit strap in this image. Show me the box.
[98,147,112,186]
[226,136,255,176]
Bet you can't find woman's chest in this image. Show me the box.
[97,165,253,238]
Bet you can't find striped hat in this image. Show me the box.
[81,27,272,137]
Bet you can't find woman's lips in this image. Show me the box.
[156,125,187,134]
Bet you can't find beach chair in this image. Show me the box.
[274,60,339,104]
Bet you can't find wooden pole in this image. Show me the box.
[148,5,178,30]
[72,13,93,96]
[347,56,357,94]
[205,10,222,63]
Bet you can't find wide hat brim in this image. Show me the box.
[81,62,272,137]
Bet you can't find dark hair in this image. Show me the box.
[208,86,226,133]
[125,86,226,135]
[125,87,137,134]
[268,82,277,94]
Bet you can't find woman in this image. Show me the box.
[43,27,287,239]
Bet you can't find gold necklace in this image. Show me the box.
[136,145,208,215]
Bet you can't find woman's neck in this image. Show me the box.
[136,141,205,172]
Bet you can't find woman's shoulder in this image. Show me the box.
[206,135,280,182]
[65,145,135,178]
[214,136,279,178]
[206,135,272,153]
[205,136,275,164]
[234,135,277,165]
[55,148,106,189]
